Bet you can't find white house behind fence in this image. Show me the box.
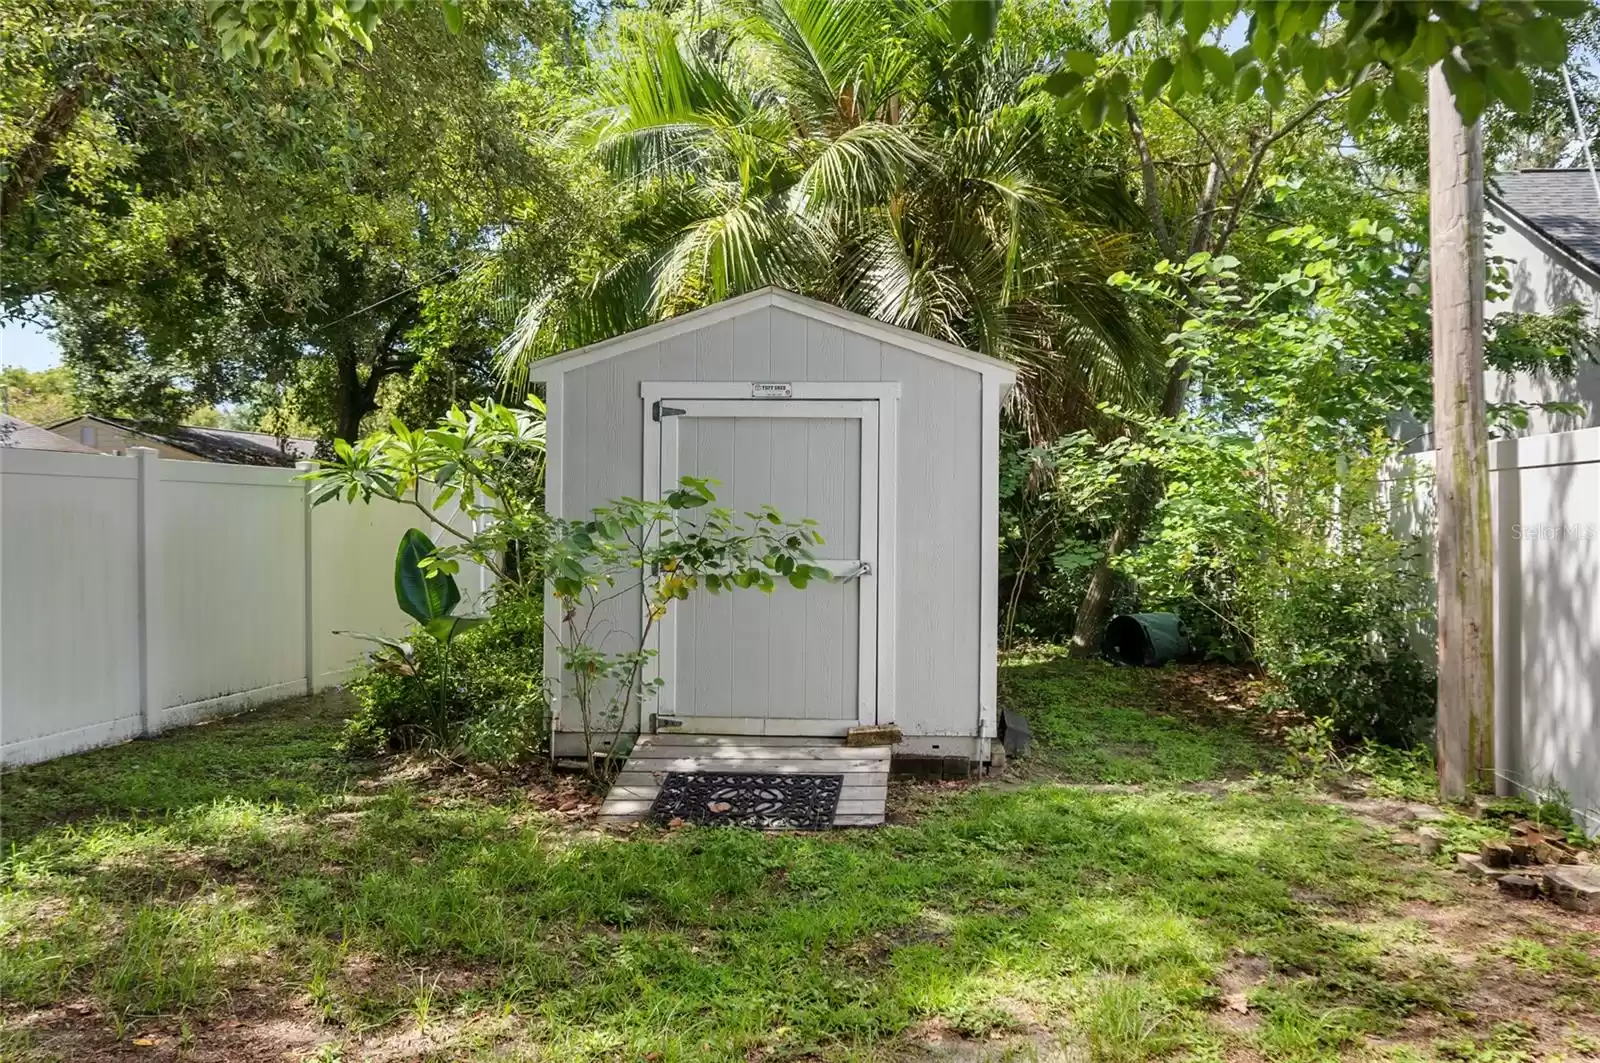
[1485,167,1600,435]
[0,446,485,767]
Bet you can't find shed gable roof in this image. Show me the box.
[525,288,1018,383]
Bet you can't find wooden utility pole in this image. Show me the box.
[1428,64,1494,799]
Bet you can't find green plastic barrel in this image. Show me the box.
[1102,612,1190,666]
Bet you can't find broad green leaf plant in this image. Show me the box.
[337,527,485,749]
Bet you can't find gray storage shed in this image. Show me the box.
[531,288,1016,766]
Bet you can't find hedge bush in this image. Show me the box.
[340,594,545,761]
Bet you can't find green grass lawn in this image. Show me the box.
[1000,649,1273,784]
[2,658,1597,1062]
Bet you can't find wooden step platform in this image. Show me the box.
[599,733,890,828]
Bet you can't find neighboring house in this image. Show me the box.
[48,414,318,467]
[0,413,100,453]
[1486,167,1600,435]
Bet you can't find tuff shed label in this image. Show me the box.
[751,382,793,399]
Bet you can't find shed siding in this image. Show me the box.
[884,343,983,736]
[553,302,985,740]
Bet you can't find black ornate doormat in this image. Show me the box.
[649,771,843,830]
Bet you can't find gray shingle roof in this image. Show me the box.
[1488,168,1600,275]
[0,414,101,452]
[49,414,318,466]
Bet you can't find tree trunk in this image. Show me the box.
[1068,103,1226,658]
[1428,64,1494,799]
[1068,513,1137,656]
[331,312,419,442]
[1068,336,1197,657]
[333,353,381,444]
[1,78,91,224]
[1066,94,1340,659]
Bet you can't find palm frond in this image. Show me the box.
[498,253,659,396]
[735,0,910,128]
[835,211,971,347]
[790,122,925,216]
[586,16,772,182]
[502,0,1166,445]
[654,194,818,306]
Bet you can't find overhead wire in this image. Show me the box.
[1561,64,1600,211]
[308,253,490,335]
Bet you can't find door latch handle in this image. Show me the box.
[854,561,873,579]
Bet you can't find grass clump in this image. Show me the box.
[1077,978,1182,1062]
[1000,651,1271,783]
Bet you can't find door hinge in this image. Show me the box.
[651,713,683,731]
[652,401,686,421]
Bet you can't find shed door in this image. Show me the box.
[649,399,878,735]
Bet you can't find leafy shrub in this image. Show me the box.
[1345,742,1438,800]
[999,431,1143,646]
[1108,419,1436,744]
[1248,532,1435,746]
[340,595,544,760]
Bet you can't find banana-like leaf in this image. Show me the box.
[335,630,416,657]
[395,528,461,625]
[423,615,487,646]
[335,630,419,676]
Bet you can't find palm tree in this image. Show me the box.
[502,0,1159,440]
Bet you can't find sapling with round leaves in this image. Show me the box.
[543,476,837,780]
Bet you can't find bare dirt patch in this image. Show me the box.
[6,991,526,1063]
[5,992,327,1063]
[1340,837,1600,1060]
[359,754,607,820]
[899,1018,1081,1062]
[1213,953,1270,1036]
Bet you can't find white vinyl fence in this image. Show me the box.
[0,446,487,767]
[1385,426,1600,834]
